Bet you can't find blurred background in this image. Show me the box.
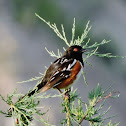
[0,0,126,125]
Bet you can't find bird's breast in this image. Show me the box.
[55,60,83,89]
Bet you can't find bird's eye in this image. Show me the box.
[73,48,78,52]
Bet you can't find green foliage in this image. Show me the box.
[0,16,122,125]
[60,85,119,126]
[0,91,61,126]
[88,84,102,101]
[35,13,125,59]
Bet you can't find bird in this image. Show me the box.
[10,45,86,126]
[27,45,86,97]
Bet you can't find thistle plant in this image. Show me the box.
[0,14,124,126]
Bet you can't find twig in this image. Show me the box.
[17,119,19,126]
[10,103,31,125]
[78,113,88,125]
[65,97,70,126]
[93,92,112,107]
[79,92,113,125]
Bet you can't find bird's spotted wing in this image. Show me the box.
[41,59,77,92]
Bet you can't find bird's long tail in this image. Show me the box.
[27,81,46,97]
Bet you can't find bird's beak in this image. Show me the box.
[81,48,86,53]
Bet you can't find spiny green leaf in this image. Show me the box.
[88,84,102,100]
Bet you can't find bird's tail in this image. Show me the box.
[27,81,46,97]
[27,88,37,97]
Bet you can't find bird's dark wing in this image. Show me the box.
[28,57,76,96]
[27,57,63,96]
[41,57,67,86]
[41,58,77,92]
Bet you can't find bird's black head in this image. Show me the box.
[64,45,86,65]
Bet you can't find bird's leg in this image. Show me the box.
[57,88,63,94]
[66,88,71,93]
[57,88,66,98]
[57,88,71,101]
[57,88,76,117]
[64,88,71,102]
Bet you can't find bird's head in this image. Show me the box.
[64,45,86,59]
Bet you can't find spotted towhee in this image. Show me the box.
[28,45,86,96]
